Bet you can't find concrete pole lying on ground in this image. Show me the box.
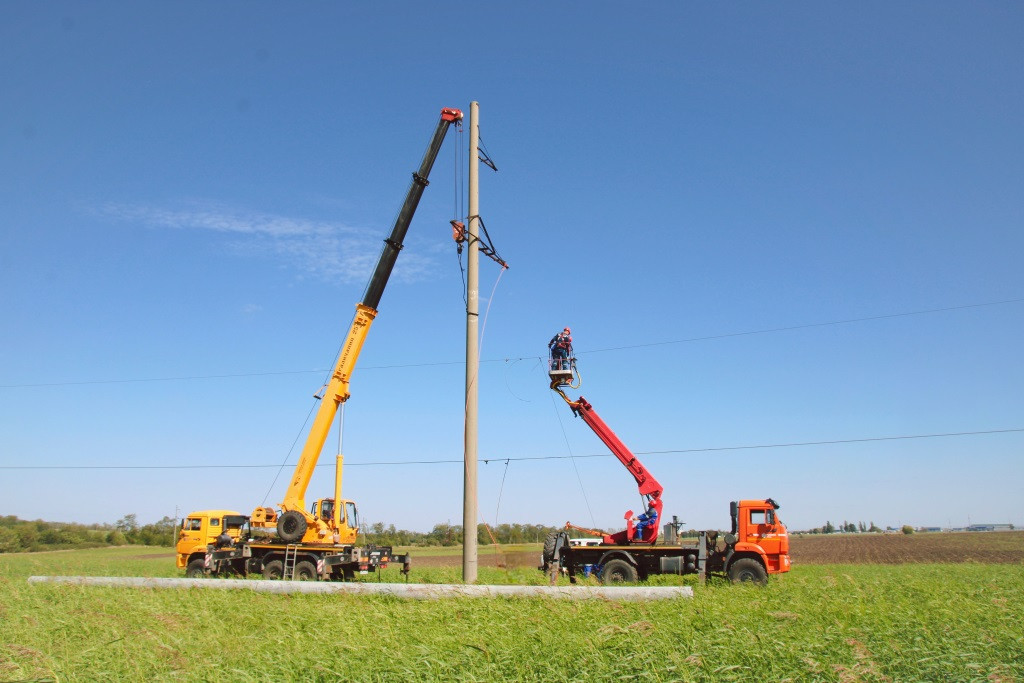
[27,576,693,601]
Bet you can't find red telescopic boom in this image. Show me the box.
[553,383,664,545]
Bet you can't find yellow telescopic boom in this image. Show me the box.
[267,107,463,544]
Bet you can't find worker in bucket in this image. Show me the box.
[631,501,659,542]
[548,327,573,371]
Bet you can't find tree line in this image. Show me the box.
[0,515,573,553]
[358,521,567,548]
[805,520,885,534]
[0,514,177,553]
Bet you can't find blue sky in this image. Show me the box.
[2,3,1021,534]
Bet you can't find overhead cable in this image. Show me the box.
[3,297,1020,389]
[2,427,1020,470]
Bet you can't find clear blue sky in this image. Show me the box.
[2,3,1021,534]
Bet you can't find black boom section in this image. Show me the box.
[361,111,461,311]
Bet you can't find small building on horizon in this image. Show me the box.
[967,523,1014,532]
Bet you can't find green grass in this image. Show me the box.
[393,542,541,557]
[1,548,1022,681]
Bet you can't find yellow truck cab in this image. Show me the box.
[176,510,247,573]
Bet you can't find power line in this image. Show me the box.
[579,297,1024,355]
[0,369,322,389]
[2,427,1020,470]
[2,297,1021,389]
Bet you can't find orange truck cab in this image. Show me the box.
[729,498,791,577]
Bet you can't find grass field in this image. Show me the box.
[1,537,1023,681]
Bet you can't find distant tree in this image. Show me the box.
[858,521,866,533]
[136,517,176,546]
[16,525,38,549]
[0,527,19,553]
[116,514,139,543]
[106,530,127,546]
[824,521,835,534]
[901,525,914,535]
[427,522,463,546]
[868,521,882,533]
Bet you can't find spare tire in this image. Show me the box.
[277,510,307,543]
[542,532,560,566]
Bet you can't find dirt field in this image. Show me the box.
[411,531,1023,568]
[789,530,1023,564]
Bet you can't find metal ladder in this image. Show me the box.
[283,544,299,580]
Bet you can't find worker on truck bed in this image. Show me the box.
[215,529,233,549]
[631,503,658,542]
[548,327,573,371]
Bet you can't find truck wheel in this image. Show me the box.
[601,559,638,584]
[185,559,207,578]
[294,560,318,581]
[542,532,559,566]
[277,510,307,543]
[728,558,768,585]
[262,560,284,580]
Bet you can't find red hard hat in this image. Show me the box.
[564,327,571,333]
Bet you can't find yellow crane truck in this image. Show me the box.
[176,107,463,580]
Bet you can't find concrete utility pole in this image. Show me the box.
[463,101,480,583]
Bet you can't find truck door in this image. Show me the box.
[346,502,359,531]
[177,516,205,552]
[748,507,786,559]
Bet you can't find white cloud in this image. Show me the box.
[99,201,439,285]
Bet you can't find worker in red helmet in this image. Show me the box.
[548,327,573,372]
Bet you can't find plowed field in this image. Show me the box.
[789,530,1023,564]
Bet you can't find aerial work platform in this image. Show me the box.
[548,360,575,387]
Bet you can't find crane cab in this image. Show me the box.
[311,497,359,545]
